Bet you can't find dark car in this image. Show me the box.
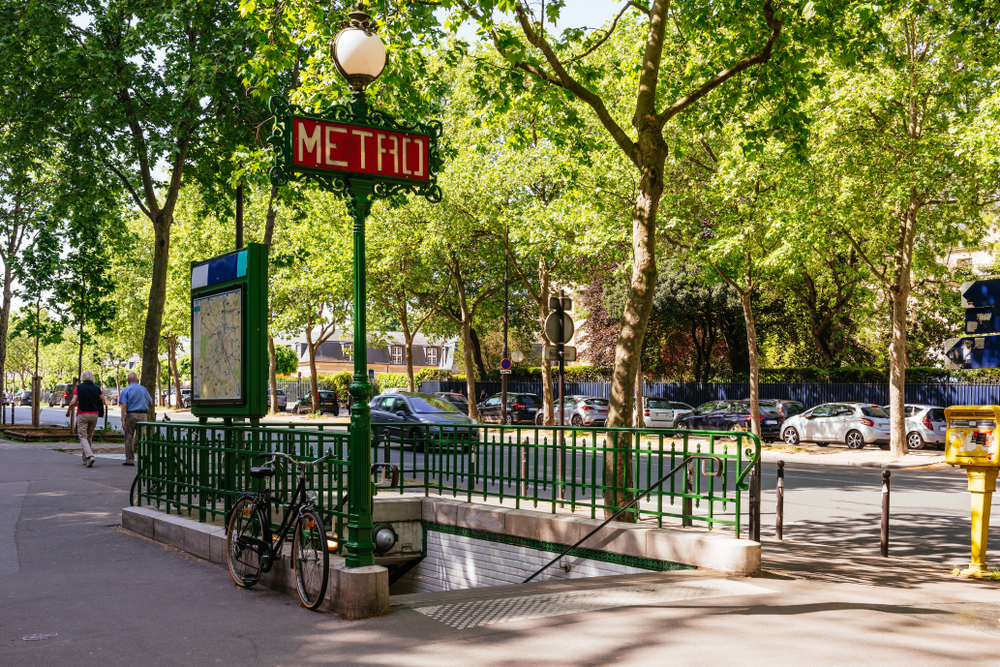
[48,383,73,407]
[759,399,805,419]
[294,390,339,415]
[370,391,479,451]
[676,400,784,440]
[13,390,33,407]
[433,392,470,411]
[477,392,541,424]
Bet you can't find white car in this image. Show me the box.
[637,397,695,428]
[781,403,891,449]
[882,404,946,450]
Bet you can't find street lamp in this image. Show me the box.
[330,2,388,569]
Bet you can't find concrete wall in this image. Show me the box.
[391,528,649,594]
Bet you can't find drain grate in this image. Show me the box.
[414,578,772,629]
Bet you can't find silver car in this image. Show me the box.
[637,397,695,428]
[781,402,891,449]
[882,404,946,450]
[535,395,609,426]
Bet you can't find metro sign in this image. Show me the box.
[268,96,442,200]
[291,117,430,182]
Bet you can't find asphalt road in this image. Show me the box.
[1,405,124,430]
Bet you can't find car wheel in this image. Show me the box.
[535,412,544,426]
[409,427,426,453]
[571,415,583,427]
[504,414,514,425]
[728,423,748,441]
[845,430,865,450]
[906,432,925,450]
[783,427,800,445]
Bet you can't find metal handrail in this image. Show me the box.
[523,454,724,583]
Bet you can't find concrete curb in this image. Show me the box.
[759,450,947,470]
[122,506,389,619]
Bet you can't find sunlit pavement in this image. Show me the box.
[3,441,1000,666]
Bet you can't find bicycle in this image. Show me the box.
[226,451,331,610]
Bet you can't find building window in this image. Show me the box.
[957,257,973,266]
[342,343,353,361]
[425,347,438,366]
[391,346,403,364]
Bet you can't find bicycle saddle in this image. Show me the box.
[249,466,274,479]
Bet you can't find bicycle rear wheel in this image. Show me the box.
[293,509,329,610]
[227,497,265,588]
[129,474,139,506]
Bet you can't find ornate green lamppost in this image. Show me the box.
[268,4,442,568]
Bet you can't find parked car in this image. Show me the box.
[759,399,805,419]
[881,404,947,450]
[636,397,694,428]
[48,383,72,407]
[13,390,32,407]
[165,387,191,408]
[370,391,479,450]
[433,392,469,411]
[534,395,611,427]
[478,392,542,424]
[781,403,890,449]
[266,388,287,411]
[291,390,339,415]
[675,400,784,440]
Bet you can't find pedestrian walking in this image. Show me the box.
[65,371,105,468]
[479,390,487,402]
[118,372,152,467]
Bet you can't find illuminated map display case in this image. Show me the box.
[190,244,268,419]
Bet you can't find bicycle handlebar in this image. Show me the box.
[257,451,330,468]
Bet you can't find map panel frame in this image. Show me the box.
[191,285,247,406]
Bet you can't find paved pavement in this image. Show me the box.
[3,440,1000,666]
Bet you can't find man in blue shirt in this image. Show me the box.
[119,372,152,466]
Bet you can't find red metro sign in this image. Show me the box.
[291,117,430,182]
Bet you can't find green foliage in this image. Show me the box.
[376,374,410,394]
[274,345,298,376]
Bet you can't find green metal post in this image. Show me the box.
[345,107,376,567]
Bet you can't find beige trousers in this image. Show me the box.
[123,413,142,463]
[77,413,99,460]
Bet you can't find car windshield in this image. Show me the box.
[861,406,889,418]
[515,395,541,406]
[585,398,609,407]
[409,396,461,414]
[647,399,670,409]
[931,409,946,421]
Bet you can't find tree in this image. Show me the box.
[274,345,298,376]
[810,2,1000,454]
[7,0,266,409]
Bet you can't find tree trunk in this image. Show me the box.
[888,192,919,457]
[634,356,644,429]
[168,337,182,410]
[538,268,554,426]
[604,150,664,519]
[469,326,488,381]
[268,336,279,415]
[401,307,415,392]
[0,258,11,422]
[306,326,320,413]
[741,287,761,438]
[141,214,171,419]
[461,321,478,420]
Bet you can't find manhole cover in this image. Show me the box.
[23,633,58,641]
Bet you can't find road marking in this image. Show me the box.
[413,578,773,629]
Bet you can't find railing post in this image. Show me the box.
[682,458,694,527]
[223,418,234,517]
[881,469,890,557]
[775,460,784,541]
[748,459,761,542]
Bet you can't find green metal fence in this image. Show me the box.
[371,423,761,537]
[134,422,352,541]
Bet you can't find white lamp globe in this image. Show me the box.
[333,11,387,90]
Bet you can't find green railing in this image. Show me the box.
[134,422,352,541]
[371,423,761,537]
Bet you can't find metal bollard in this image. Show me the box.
[682,459,695,527]
[748,462,761,542]
[776,460,785,541]
[881,469,890,557]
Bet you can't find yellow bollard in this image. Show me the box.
[960,466,998,578]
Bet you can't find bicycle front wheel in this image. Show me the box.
[293,509,329,610]
[227,498,265,588]
[129,474,139,506]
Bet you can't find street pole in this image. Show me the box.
[501,224,508,426]
[345,90,375,569]
[558,290,566,498]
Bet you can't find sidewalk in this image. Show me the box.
[759,446,946,469]
[2,442,998,666]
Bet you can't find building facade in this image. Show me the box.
[290,333,457,378]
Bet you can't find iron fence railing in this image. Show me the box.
[134,422,352,541]
[371,423,760,538]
